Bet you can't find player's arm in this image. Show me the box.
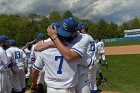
[47,26,88,61]
[31,68,39,91]
[1,51,13,69]
[30,46,36,64]
[31,54,44,91]
[34,41,55,52]
[51,37,81,61]
[22,39,37,50]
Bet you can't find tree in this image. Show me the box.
[63,10,73,19]
[28,13,41,21]
[131,17,140,29]
[97,19,108,38]
[49,11,62,23]
[38,16,50,37]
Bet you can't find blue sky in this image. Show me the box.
[0,0,140,24]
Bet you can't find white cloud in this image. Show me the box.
[0,0,140,23]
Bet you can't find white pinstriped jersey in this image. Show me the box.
[6,47,25,69]
[0,47,11,71]
[33,47,78,89]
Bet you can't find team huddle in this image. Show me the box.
[0,17,108,93]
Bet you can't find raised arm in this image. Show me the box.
[47,26,86,61]
[34,41,55,52]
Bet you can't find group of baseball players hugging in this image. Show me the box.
[0,17,108,93]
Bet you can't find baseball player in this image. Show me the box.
[47,17,91,93]
[0,35,9,50]
[95,37,107,84]
[96,37,108,66]
[31,46,78,93]
[6,39,26,93]
[22,43,33,88]
[0,36,13,93]
[78,22,98,93]
[30,33,46,93]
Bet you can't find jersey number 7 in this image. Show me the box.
[55,56,64,74]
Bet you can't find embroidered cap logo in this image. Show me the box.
[63,23,68,31]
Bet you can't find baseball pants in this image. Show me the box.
[76,74,90,93]
[0,70,12,93]
[88,62,98,90]
[12,69,25,92]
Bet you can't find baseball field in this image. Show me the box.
[99,40,140,93]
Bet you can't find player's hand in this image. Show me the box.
[30,84,38,93]
[47,26,57,38]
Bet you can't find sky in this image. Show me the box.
[0,0,140,24]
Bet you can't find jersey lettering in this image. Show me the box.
[90,41,95,51]
[15,51,20,59]
[55,56,63,74]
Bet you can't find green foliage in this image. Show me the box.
[49,11,62,23]
[63,10,73,19]
[131,17,140,29]
[0,11,140,46]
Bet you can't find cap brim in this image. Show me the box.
[57,26,72,37]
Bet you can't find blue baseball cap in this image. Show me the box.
[51,22,60,29]
[0,36,5,42]
[9,39,16,46]
[37,33,45,39]
[1,35,8,41]
[57,17,78,37]
[78,22,88,31]
[0,35,9,42]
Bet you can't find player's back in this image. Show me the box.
[40,48,78,89]
[6,47,24,67]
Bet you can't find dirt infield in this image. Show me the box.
[105,45,140,55]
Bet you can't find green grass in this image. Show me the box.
[99,54,140,93]
[105,40,140,47]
